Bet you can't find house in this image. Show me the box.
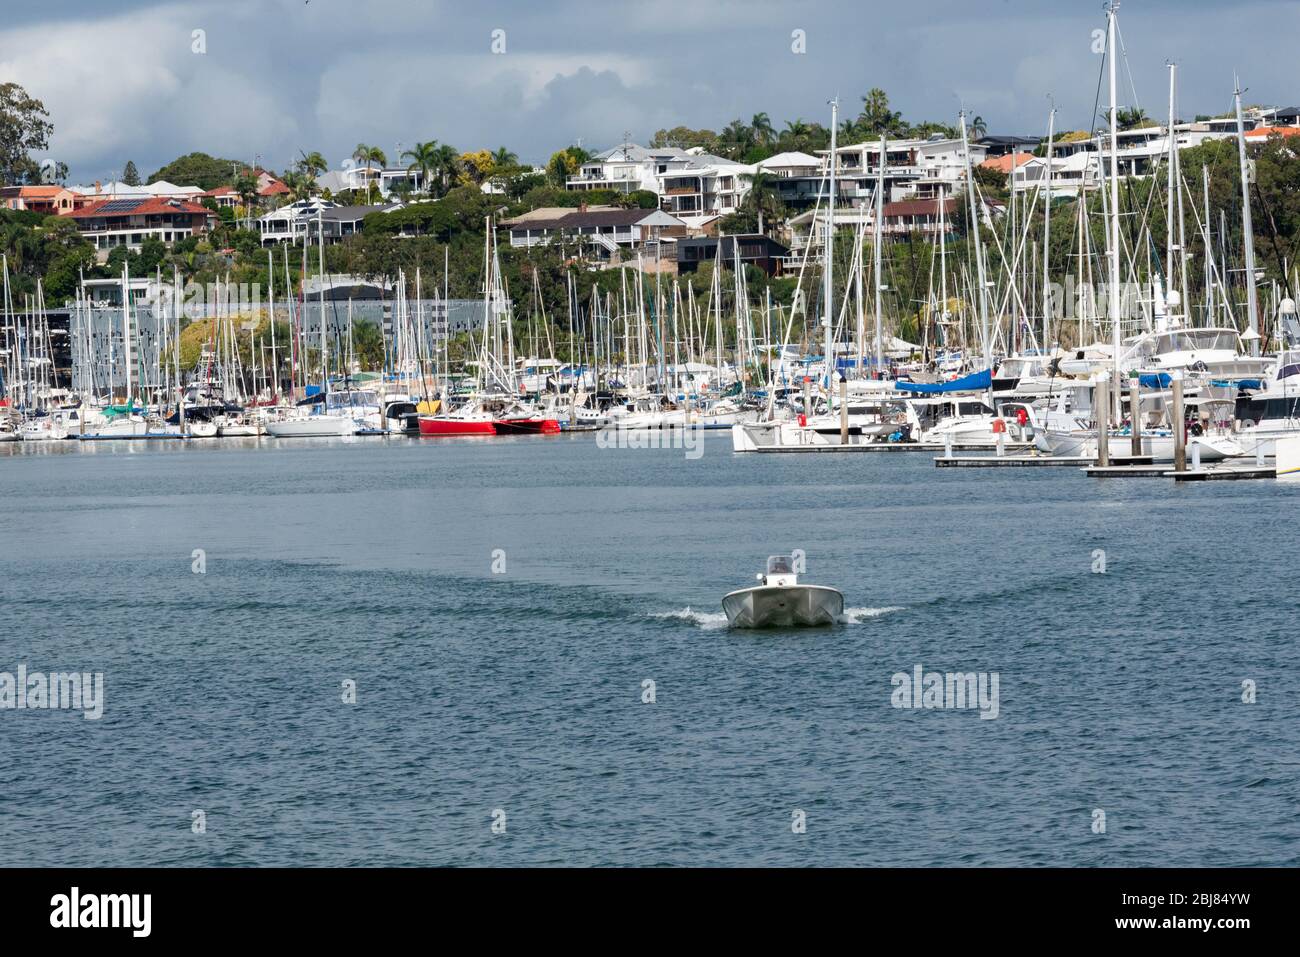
[66,197,215,258]
[566,143,699,193]
[1244,125,1300,143]
[657,157,753,217]
[315,165,425,199]
[0,185,78,214]
[500,205,685,260]
[675,234,790,277]
[880,198,958,238]
[980,153,1035,175]
[257,199,398,245]
[976,135,1041,158]
[198,185,241,208]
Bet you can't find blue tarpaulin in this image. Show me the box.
[894,368,992,394]
[1138,373,1172,389]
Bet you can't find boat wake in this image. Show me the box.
[655,605,903,628]
[839,606,904,624]
[653,607,730,630]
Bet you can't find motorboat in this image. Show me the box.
[722,555,844,628]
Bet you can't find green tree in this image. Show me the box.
[859,88,904,136]
[148,152,243,190]
[122,160,141,186]
[296,151,328,178]
[0,82,54,185]
[401,141,440,194]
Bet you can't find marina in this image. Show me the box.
[3,0,1300,912]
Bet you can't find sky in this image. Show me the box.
[2,0,1297,184]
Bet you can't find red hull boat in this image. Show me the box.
[493,417,561,435]
[418,416,497,436]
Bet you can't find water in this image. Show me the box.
[2,434,1297,866]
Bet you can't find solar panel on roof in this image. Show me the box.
[99,199,143,212]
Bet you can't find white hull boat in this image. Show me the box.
[722,556,844,628]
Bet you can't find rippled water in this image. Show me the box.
[2,434,1297,866]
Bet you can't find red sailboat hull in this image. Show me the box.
[493,418,561,435]
[418,416,497,436]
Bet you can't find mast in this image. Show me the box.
[874,133,885,374]
[1234,76,1260,354]
[824,97,838,394]
[1106,3,1122,424]
[318,211,327,393]
[1166,63,1178,313]
[1042,103,1056,352]
[959,110,991,373]
[122,262,133,407]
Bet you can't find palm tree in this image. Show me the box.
[1116,107,1150,130]
[721,119,754,159]
[738,169,784,235]
[859,87,901,135]
[751,113,775,147]
[280,171,316,202]
[782,119,813,152]
[296,151,328,178]
[402,141,440,195]
[432,143,459,195]
[969,115,988,139]
[491,146,518,168]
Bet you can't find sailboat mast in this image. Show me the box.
[874,133,885,373]
[1042,104,1055,352]
[824,98,838,393]
[1234,77,1260,354]
[1107,4,1122,423]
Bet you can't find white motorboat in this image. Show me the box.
[722,555,844,628]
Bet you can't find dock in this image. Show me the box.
[936,454,1150,468]
[1084,462,1277,480]
[754,441,1035,455]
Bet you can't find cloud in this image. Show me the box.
[2,0,1297,182]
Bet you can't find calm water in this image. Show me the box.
[2,434,1297,866]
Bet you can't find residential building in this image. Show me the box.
[66,197,215,258]
[657,157,753,218]
[976,135,1041,157]
[0,185,78,214]
[257,199,397,245]
[565,143,754,217]
[566,143,698,193]
[675,234,790,277]
[500,205,685,261]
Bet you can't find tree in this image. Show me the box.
[122,160,141,186]
[280,170,317,201]
[491,146,518,169]
[859,88,904,136]
[458,150,495,187]
[148,152,243,190]
[969,115,988,139]
[1117,107,1152,130]
[751,113,775,147]
[737,169,785,235]
[0,82,54,185]
[401,141,440,194]
[296,151,328,178]
[433,143,460,195]
[545,147,588,187]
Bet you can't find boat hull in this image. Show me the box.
[418,416,497,436]
[266,415,357,438]
[721,585,844,628]
[493,417,561,434]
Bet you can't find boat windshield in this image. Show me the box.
[766,555,794,575]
